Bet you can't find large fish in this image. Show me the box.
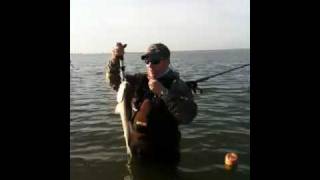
[115,80,133,157]
[113,43,133,158]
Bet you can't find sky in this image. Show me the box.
[70,0,250,53]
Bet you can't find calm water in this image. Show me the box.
[70,49,250,180]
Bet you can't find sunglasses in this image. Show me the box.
[141,54,162,65]
[144,58,162,65]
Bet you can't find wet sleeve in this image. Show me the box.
[105,59,121,91]
[105,59,137,91]
[160,79,198,124]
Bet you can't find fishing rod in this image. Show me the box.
[186,64,250,94]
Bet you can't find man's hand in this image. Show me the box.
[148,79,167,96]
[111,42,127,63]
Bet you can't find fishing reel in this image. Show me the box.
[185,81,203,94]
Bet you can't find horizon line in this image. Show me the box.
[70,48,250,55]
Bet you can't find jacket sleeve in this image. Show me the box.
[105,59,137,91]
[160,79,198,124]
[105,59,122,91]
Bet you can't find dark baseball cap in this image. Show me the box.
[141,43,170,60]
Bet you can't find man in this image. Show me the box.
[106,42,197,163]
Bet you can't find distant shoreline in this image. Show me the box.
[70,48,250,55]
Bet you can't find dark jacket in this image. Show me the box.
[106,60,197,162]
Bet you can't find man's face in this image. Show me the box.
[146,58,169,79]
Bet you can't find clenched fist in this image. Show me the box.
[111,42,127,63]
[148,79,167,96]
